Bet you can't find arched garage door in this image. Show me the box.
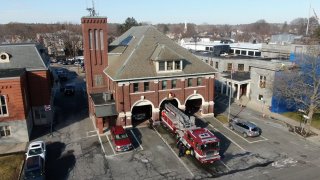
[131,100,153,127]
[185,94,203,115]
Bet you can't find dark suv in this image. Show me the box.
[229,118,262,137]
[23,155,45,180]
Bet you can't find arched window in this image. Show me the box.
[100,30,104,50]
[95,29,99,50]
[89,30,93,50]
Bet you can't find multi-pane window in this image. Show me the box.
[162,80,167,89]
[100,30,104,50]
[227,63,233,71]
[171,79,177,89]
[133,83,139,92]
[238,64,244,71]
[94,74,104,86]
[34,109,46,119]
[197,78,202,86]
[0,126,10,137]
[89,30,93,50]
[95,29,99,49]
[259,75,266,88]
[215,62,219,69]
[159,62,165,71]
[167,61,173,70]
[187,78,192,87]
[0,95,8,116]
[175,61,181,70]
[144,82,149,92]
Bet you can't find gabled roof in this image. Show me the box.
[105,26,216,81]
[0,43,50,71]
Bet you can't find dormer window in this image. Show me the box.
[157,60,183,72]
[0,52,10,63]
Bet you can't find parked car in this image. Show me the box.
[56,69,68,81]
[23,155,45,180]
[132,113,146,121]
[26,141,46,161]
[64,84,75,96]
[229,118,262,137]
[111,126,133,152]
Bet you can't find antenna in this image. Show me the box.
[86,0,98,16]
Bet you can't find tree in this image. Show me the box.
[157,24,170,34]
[274,46,320,135]
[118,17,141,34]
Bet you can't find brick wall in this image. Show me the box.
[27,70,52,106]
[0,75,27,122]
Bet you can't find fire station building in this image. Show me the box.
[82,16,216,133]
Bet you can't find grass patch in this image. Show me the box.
[215,114,229,124]
[0,153,25,180]
[282,112,320,130]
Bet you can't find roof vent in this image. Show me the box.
[0,52,10,63]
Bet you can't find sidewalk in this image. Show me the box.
[244,100,320,146]
[0,142,27,155]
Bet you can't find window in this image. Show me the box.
[259,75,266,88]
[94,74,104,86]
[205,47,210,51]
[230,49,234,54]
[197,78,202,86]
[89,30,93,50]
[227,63,233,71]
[133,83,139,92]
[238,64,244,71]
[34,109,46,119]
[171,79,177,88]
[241,50,246,55]
[175,61,181,70]
[159,62,165,71]
[215,62,219,69]
[167,61,173,70]
[100,30,104,50]
[187,78,192,87]
[144,82,149,92]
[95,29,99,49]
[248,51,254,56]
[162,80,167,89]
[235,50,240,54]
[255,52,261,56]
[0,95,8,116]
[0,126,11,137]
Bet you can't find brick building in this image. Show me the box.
[0,43,52,143]
[81,16,216,133]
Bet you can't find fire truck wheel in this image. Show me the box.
[243,132,248,138]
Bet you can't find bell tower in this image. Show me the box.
[81,15,109,94]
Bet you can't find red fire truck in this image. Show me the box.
[161,103,221,163]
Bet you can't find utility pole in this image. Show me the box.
[306,2,311,36]
[227,68,234,122]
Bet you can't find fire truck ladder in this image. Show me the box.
[165,103,194,129]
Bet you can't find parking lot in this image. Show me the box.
[26,63,320,179]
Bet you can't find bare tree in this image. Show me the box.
[274,46,320,135]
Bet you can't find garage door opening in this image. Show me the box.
[160,99,178,111]
[185,98,202,115]
[132,105,152,127]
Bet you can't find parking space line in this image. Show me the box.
[89,115,109,159]
[152,127,194,177]
[107,150,134,158]
[208,124,247,152]
[105,133,116,155]
[130,129,144,151]
[249,136,268,144]
[219,160,231,171]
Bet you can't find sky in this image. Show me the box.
[1,0,320,25]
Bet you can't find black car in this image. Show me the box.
[64,84,75,96]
